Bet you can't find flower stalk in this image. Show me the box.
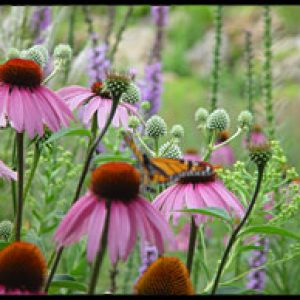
[210,164,266,294]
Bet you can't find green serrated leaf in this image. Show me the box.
[177,207,231,223]
[46,127,91,144]
[239,225,300,241]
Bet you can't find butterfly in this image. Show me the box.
[122,132,216,186]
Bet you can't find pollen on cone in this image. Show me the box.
[0,241,47,292]
[134,256,194,295]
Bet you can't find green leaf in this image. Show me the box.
[177,207,231,223]
[50,274,87,292]
[239,225,300,241]
[236,244,265,255]
[0,241,10,251]
[46,127,91,144]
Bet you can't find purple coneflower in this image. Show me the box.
[54,162,175,264]
[57,81,138,131]
[0,58,73,139]
[153,161,244,226]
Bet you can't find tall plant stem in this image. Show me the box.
[44,99,120,292]
[11,137,17,217]
[88,199,111,294]
[14,132,24,241]
[210,5,223,113]
[264,6,274,140]
[186,216,198,274]
[210,165,265,294]
[23,143,41,203]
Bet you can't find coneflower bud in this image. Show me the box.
[0,220,13,241]
[195,107,209,126]
[53,44,72,67]
[141,101,151,111]
[128,116,140,130]
[145,115,167,138]
[170,124,184,139]
[159,141,182,159]
[105,71,131,99]
[207,109,230,132]
[134,256,194,295]
[25,45,48,68]
[238,110,253,129]
[7,48,20,60]
[121,82,141,104]
[249,143,272,168]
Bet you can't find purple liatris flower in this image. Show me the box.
[246,236,269,292]
[140,62,163,117]
[137,243,159,280]
[151,6,169,27]
[87,43,110,85]
[31,7,52,44]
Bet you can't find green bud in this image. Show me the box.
[0,220,13,241]
[141,101,151,111]
[238,110,253,129]
[159,141,182,159]
[207,109,230,131]
[7,48,20,59]
[145,115,167,138]
[128,116,140,130]
[170,124,184,139]
[121,82,141,104]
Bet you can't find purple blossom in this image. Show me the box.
[87,43,110,85]
[135,243,158,282]
[246,236,269,292]
[31,7,52,44]
[210,144,235,166]
[140,62,163,117]
[151,6,169,27]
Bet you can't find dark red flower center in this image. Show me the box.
[252,124,263,133]
[0,58,43,87]
[90,162,140,201]
[91,81,112,99]
[178,161,216,184]
[0,241,47,292]
[184,148,198,155]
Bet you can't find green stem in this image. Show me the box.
[44,96,120,292]
[11,136,17,217]
[23,143,41,203]
[134,132,155,157]
[210,164,265,294]
[203,131,216,161]
[186,216,198,275]
[212,127,243,151]
[88,199,111,294]
[14,132,24,241]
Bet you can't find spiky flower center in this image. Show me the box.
[0,58,43,87]
[0,241,47,292]
[90,162,140,201]
[91,81,112,99]
[178,161,216,184]
[134,256,194,295]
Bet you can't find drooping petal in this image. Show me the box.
[86,199,106,263]
[7,87,24,132]
[0,83,9,127]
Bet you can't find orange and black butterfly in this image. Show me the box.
[122,133,217,186]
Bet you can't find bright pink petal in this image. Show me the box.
[7,87,24,132]
[82,97,101,125]
[57,85,91,99]
[86,200,106,263]
[54,193,96,246]
[108,201,120,264]
[97,100,110,130]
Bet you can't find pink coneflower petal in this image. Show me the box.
[57,85,91,99]
[0,84,9,127]
[108,201,120,264]
[21,88,44,138]
[8,87,24,132]
[0,160,17,181]
[82,97,101,125]
[54,194,95,246]
[97,100,110,129]
[87,200,106,262]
